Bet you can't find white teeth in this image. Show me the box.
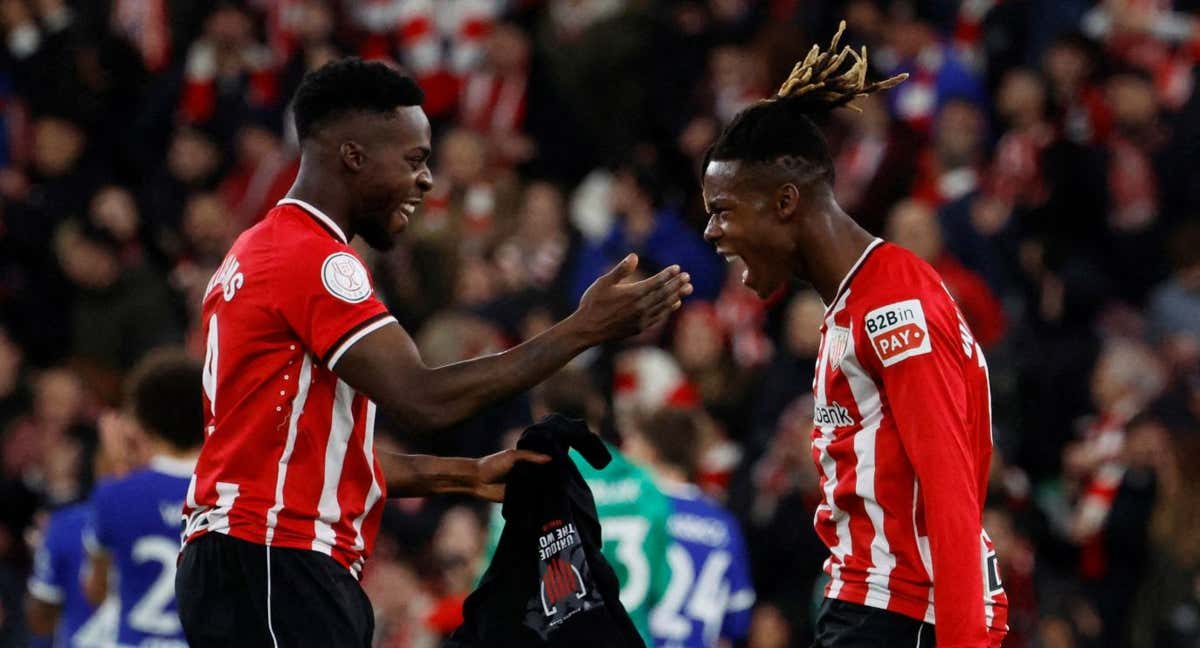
[724,254,740,263]
[742,268,749,283]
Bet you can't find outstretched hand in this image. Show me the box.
[472,448,551,503]
[573,254,694,344]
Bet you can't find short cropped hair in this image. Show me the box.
[125,349,204,452]
[292,58,425,141]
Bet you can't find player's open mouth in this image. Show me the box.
[399,200,421,218]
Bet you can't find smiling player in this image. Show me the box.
[699,24,1007,648]
[176,58,692,647]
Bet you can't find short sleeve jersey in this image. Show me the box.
[649,483,755,648]
[570,445,672,645]
[28,503,115,648]
[811,239,1008,646]
[183,199,394,576]
[89,457,194,646]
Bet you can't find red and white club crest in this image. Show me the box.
[828,325,851,370]
[321,252,373,303]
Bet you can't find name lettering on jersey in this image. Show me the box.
[814,401,855,428]
[160,501,184,528]
[205,256,244,302]
[668,513,729,547]
[589,478,641,505]
[321,252,372,303]
[827,325,851,371]
[864,299,932,367]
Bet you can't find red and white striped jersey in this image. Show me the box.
[183,199,395,577]
[810,239,1008,647]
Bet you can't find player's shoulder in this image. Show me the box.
[855,242,945,298]
[46,502,91,542]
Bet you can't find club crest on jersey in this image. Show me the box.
[827,325,851,370]
[321,252,372,303]
[864,299,932,367]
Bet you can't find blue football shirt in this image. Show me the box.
[649,483,755,648]
[28,502,117,647]
[88,456,194,648]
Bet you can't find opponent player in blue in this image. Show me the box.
[84,351,202,648]
[626,409,755,648]
[26,424,117,648]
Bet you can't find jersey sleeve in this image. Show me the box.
[860,287,989,647]
[27,515,68,604]
[645,485,673,611]
[85,487,113,555]
[720,514,755,642]
[272,239,396,369]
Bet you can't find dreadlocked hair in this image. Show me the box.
[704,21,908,185]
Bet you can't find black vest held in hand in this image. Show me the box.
[446,414,645,648]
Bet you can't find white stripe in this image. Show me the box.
[327,316,397,369]
[815,289,855,597]
[728,589,756,611]
[313,379,355,554]
[915,623,923,647]
[351,402,383,553]
[266,545,279,648]
[276,198,347,243]
[206,482,241,536]
[842,338,896,609]
[266,354,313,543]
[27,578,63,604]
[912,480,936,623]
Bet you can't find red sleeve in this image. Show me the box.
[273,238,395,369]
[862,290,989,648]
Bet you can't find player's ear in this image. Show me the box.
[339,141,365,172]
[775,183,801,222]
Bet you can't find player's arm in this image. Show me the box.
[335,255,691,431]
[377,448,548,501]
[868,296,989,648]
[24,595,60,635]
[82,550,110,607]
[26,526,64,636]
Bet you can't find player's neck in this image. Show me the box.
[652,463,690,487]
[798,203,876,305]
[285,166,354,240]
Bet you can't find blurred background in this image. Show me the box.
[0,0,1198,646]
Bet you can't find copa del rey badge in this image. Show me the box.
[321,252,372,303]
[827,325,851,370]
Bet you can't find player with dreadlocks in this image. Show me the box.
[702,23,1008,647]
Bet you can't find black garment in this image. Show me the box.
[176,532,374,648]
[447,414,644,648]
[813,599,935,648]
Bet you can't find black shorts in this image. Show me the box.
[176,533,374,648]
[813,598,935,648]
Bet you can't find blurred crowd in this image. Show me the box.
[0,0,1198,646]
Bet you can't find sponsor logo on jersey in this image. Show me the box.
[864,299,932,367]
[827,325,851,371]
[321,252,372,303]
[814,401,855,427]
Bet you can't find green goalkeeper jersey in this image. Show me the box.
[482,442,671,645]
[569,443,672,645]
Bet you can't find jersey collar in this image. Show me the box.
[150,454,198,478]
[277,198,348,244]
[824,237,884,317]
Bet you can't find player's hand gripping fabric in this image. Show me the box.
[571,254,693,343]
[471,449,550,502]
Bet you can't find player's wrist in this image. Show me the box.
[560,310,603,349]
